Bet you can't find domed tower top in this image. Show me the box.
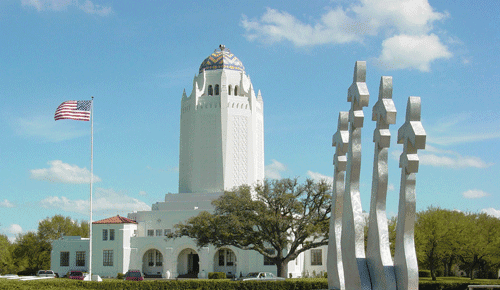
[199,44,245,73]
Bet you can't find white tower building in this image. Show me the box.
[51,47,327,279]
[179,45,264,193]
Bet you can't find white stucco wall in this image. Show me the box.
[51,236,89,277]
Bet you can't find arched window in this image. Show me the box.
[228,85,232,95]
[208,85,213,96]
[234,86,238,96]
[214,84,220,95]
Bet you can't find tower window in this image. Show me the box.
[208,85,213,96]
[215,84,220,95]
[228,85,232,95]
[234,86,238,96]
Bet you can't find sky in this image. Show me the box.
[1,0,499,242]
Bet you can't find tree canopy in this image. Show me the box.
[9,215,89,274]
[415,207,500,280]
[170,178,332,277]
[0,234,13,274]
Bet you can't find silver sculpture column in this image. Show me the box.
[366,76,397,290]
[328,111,349,290]
[395,96,426,290]
[341,61,371,290]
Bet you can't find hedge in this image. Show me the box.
[208,272,227,279]
[1,277,499,290]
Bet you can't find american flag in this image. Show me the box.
[54,100,92,121]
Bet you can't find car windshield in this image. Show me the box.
[71,272,82,276]
[128,272,141,277]
[246,272,259,277]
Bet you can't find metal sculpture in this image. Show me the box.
[328,62,426,290]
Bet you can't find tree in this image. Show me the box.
[0,234,13,274]
[12,231,45,274]
[170,178,332,277]
[11,215,89,274]
[456,213,500,279]
[415,207,452,280]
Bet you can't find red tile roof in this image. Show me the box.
[92,215,137,224]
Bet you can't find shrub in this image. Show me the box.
[208,272,226,279]
[420,270,431,277]
[116,273,124,279]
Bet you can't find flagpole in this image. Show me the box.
[89,96,94,280]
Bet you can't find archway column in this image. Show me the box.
[163,247,174,279]
[198,247,210,278]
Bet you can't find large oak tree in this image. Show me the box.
[170,178,332,277]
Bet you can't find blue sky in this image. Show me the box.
[1,0,499,242]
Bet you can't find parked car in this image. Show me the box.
[238,272,285,281]
[69,271,84,280]
[37,270,56,278]
[0,274,19,279]
[124,270,144,281]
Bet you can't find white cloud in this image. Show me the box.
[392,146,492,169]
[139,191,147,196]
[462,189,489,199]
[7,224,23,235]
[376,34,452,72]
[79,0,112,16]
[21,0,73,11]
[242,8,362,46]
[429,132,500,146]
[351,0,446,35]
[11,115,89,142]
[306,170,333,184]
[242,0,452,71]
[427,111,500,145]
[40,187,151,216]
[482,208,500,218]
[21,0,111,16]
[419,154,492,169]
[265,159,287,179]
[30,160,102,183]
[0,199,15,208]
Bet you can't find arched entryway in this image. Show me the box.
[177,248,199,278]
[142,249,163,277]
[214,248,237,278]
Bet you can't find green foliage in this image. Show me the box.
[419,270,431,277]
[171,178,332,278]
[0,278,329,290]
[208,272,227,279]
[116,273,124,279]
[8,215,90,275]
[415,207,500,280]
[0,234,13,274]
[1,277,500,290]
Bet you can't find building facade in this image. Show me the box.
[51,46,326,278]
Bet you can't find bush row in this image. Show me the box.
[2,277,500,290]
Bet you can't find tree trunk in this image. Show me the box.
[275,260,288,278]
[429,249,437,281]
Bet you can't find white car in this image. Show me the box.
[37,270,56,278]
[239,272,285,281]
[0,274,19,279]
